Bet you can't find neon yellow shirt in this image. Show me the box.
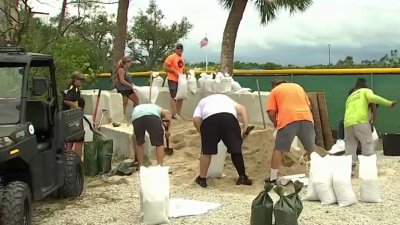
[344,88,391,127]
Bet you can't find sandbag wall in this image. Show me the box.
[308,92,334,150]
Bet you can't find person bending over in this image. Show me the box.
[193,94,252,188]
[266,80,316,184]
[132,103,172,167]
[344,85,396,165]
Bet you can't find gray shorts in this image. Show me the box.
[344,122,374,163]
[275,120,316,152]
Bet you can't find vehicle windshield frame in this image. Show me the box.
[0,63,26,125]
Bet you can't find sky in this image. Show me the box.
[31,0,400,66]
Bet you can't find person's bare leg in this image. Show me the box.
[66,142,73,151]
[199,154,212,178]
[176,100,183,115]
[155,145,165,165]
[74,142,84,159]
[136,143,145,167]
[122,95,128,115]
[170,98,177,116]
[128,93,139,108]
[270,150,283,181]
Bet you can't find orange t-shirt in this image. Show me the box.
[266,83,313,129]
[164,53,185,81]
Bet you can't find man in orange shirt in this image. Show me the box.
[265,80,315,183]
[163,43,185,119]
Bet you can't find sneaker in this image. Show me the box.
[236,175,252,185]
[195,176,207,188]
[172,114,181,120]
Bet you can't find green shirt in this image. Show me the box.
[132,104,162,121]
[344,88,391,127]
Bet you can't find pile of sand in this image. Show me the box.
[157,119,327,193]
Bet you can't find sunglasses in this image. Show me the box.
[176,47,183,50]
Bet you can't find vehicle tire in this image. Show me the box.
[0,181,32,225]
[59,151,84,198]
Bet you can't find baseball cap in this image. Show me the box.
[71,71,86,80]
[176,43,183,49]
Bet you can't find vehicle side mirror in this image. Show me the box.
[32,77,48,96]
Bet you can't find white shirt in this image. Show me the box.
[193,94,237,120]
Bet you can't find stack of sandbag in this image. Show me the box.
[187,69,198,95]
[304,152,381,206]
[250,180,304,225]
[139,165,171,225]
[197,71,251,94]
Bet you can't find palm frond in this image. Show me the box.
[218,0,236,10]
[253,0,313,25]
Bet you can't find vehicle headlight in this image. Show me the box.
[0,137,14,148]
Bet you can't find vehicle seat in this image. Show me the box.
[26,100,50,150]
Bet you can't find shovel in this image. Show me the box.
[162,119,173,155]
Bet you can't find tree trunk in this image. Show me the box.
[112,0,130,69]
[57,0,68,36]
[219,0,248,75]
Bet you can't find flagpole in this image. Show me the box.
[205,33,208,72]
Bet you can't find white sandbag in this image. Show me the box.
[231,81,241,91]
[207,141,227,178]
[372,127,378,142]
[133,86,159,104]
[151,73,164,88]
[187,74,198,94]
[175,74,188,100]
[313,155,337,205]
[328,139,345,155]
[140,165,171,225]
[331,155,358,207]
[205,77,214,92]
[198,73,207,90]
[303,152,320,201]
[359,154,381,203]
[220,76,232,93]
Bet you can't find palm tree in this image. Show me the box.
[112,0,130,68]
[218,0,313,75]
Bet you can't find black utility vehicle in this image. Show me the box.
[0,47,85,225]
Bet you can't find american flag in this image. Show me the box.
[200,37,208,48]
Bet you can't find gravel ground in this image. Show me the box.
[32,150,400,225]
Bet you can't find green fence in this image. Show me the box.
[88,69,400,134]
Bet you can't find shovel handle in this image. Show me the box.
[162,119,170,130]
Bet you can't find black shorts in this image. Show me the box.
[168,80,178,98]
[200,112,242,155]
[132,115,164,146]
[117,89,134,96]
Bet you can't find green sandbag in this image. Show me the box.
[94,132,113,175]
[287,180,304,218]
[250,181,275,225]
[273,185,298,225]
[83,142,98,176]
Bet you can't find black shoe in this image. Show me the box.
[195,176,207,188]
[236,175,252,185]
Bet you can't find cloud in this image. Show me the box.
[31,0,400,65]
